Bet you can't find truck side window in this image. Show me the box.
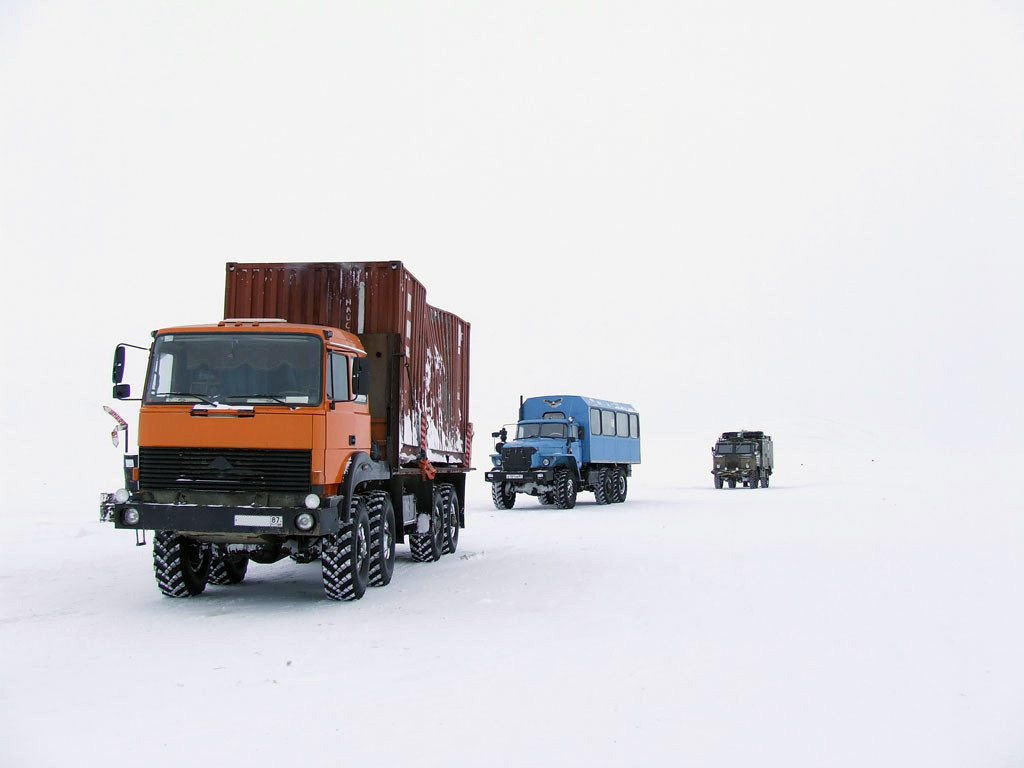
[602,410,616,436]
[327,353,350,401]
[616,412,629,438]
[590,408,601,435]
[629,413,639,438]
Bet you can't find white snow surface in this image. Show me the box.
[3,423,1022,767]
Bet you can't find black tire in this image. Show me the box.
[410,489,444,562]
[714,475,723,489]
[728,478,737,489]
[368,492,396,587]
[440,484,460,555]
[208,547,249,585]
[749,471,759,489]
[153,531,211,597]
[539,491,555,505]
[761,474,770,488]
[322,495,371,601]
[553,468,577,509]
[611,467,628,503]
[593,468,611,504]
[491,482,516,510]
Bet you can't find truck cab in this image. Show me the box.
[486,395,640,509]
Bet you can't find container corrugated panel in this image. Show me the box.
[224,262,471,467]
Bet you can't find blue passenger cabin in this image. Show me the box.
[520,395,641,465]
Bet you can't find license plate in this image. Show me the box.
[235,514,283,528]
[506,473,524,479]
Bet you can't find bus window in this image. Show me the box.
[602,410,616,436]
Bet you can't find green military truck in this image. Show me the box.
[712,431,773,489]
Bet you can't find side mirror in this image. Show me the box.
[113,384,131,399]
[577,426,585,440]
[491,432,501,439]
[352,357,371,398]
[112,346,126,384]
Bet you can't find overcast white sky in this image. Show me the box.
[1,1,1022,501]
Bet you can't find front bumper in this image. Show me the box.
[712,468,758,479]
[485,469,555,484]
[100,495,345,537]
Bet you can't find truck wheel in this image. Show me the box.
[209,547,249,585]
[539,491,555,505]
[153,531,211,597]
[611,468,628,503]
[491,482,516,510]
[440,484,460,555]
[322,496,371,601]
[748,471,760,489]
[761,474,770,488]
[593,469,611,504]
[553,469,577,509]
[368,492,396,587]
[728,479,736,489]
[714,476,723,489]
[410,490,444,562]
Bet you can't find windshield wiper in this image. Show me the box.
[159,392,219,406]
[223,393,289,405]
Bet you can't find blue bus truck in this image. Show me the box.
[485,395,640,509]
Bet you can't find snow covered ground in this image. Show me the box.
[3,422,1022,767]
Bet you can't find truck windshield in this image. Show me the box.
[716,443,754,455]
[144,333,323,406]
[517,422,567,439]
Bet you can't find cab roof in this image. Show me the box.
[154,320,365,355]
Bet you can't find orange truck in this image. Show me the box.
[100,262,473,601]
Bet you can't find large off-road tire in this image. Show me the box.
[611,467,628,503]
[539,491,555,505]
[410,489,444,562]
[553,468,577,509]
[368,492,396,587]
[593,468,611,504]
[440,484,460,555]
[153,531,211,597]
[491,482,516,510]
[208,547,249,585]
[322,495,371,601]
[714,475,724,489]
[748,471,760,489]
[728,478,737,489]
[761,474,770,488]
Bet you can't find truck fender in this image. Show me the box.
[340,452,390,524]
[564,458,582,484]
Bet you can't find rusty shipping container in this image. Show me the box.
[224,262,471,468]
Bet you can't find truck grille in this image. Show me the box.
[501,446,536,472]
[139,447,312,493]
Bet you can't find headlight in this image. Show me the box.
[304,493,321,510]
[542,458,550,466]
[123,508,140,525]
[114,488,130,504]
[295,512,316,531]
